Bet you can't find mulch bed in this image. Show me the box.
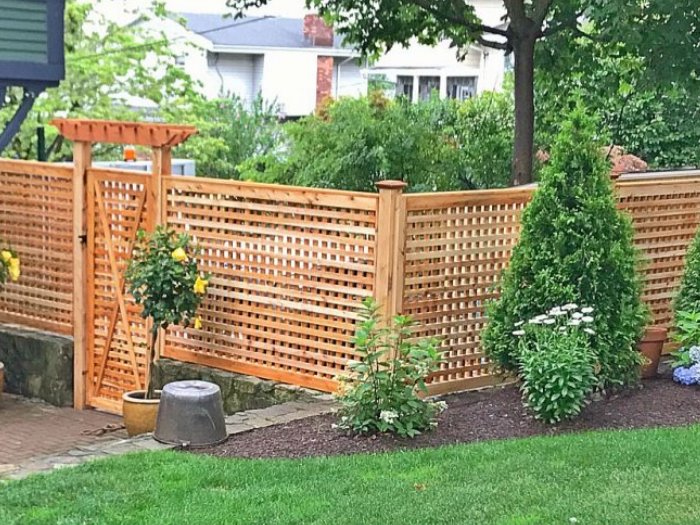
[198,367,700,460]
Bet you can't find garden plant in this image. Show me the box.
[483,106,647,416]
[336,298,446,437]
[125,226,209,398]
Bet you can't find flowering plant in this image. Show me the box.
[125,226,209,397]
[0,247,20,284]
[670,311,700,386]
[335,298,446,438]
[514,304,598,423]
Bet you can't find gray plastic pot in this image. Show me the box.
[154,380,227,447]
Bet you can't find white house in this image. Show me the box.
[143,12,367,117]
[370,0,509,101]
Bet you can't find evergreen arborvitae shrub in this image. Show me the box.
[482,107,648,389]
[674,227,700,319]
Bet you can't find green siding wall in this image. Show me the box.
[0,0,47,63]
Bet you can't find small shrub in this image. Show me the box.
[125,226,209,396]
[674,228,700,319]
[670,311,700,373]
[336,298,446,438]
[515,305,598,423]
[482,106,647,390]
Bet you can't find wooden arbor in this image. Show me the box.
[51,119,196,411]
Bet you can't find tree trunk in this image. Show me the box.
[511,35,536,186]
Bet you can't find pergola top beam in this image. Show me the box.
[51,118,197,148]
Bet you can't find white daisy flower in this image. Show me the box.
[559,326,568,332]
[514,321,524,327]
[562,303,578,311]
[572,312,584,319]
[512,330,526,336]
[584,328,596,335]
[529,318,542,325]
[568,319,582,326]
[581,307,594,314]
[582,316,594,323]
[543,318,556,325]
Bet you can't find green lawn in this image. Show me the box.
[1,426,698,525]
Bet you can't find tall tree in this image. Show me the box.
[229,0,700,185]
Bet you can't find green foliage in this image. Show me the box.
[336,297,446,438]
[671,311,700,369]
[1,0,198,161]
[164,95,282,179]
[674,228,700,319]
[0,247,20,285]
[482,106,647,389]
[454,89,514,189]
[241,93,513,192]
[536,32,700,169]
[126,227,208,337]
[515,306,597,424]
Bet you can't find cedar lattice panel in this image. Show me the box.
[87,169,152,413]
[162,178,378,392]
[402,190,532,394]
[0,161,74,334]
[617,178,700,330]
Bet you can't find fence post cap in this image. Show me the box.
[375,180,407,191]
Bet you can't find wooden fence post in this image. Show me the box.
[150,146,172,365]
[73,140,92,410]
[374,180,408,325]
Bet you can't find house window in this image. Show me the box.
[418,76,440,100]
[396,76,414,101]
[446,77,477,100]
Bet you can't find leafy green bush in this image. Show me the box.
[126,227,209,396]
[674,227,700,319]
[482,106,647,390]
[166,95,282,180]
[241,93,514,192]
[515,305,597,423]
[336,298,446,437]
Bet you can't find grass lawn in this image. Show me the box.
[1,425,699,525]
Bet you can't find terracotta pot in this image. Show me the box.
[637,327,668,379]
[122,390,161,437]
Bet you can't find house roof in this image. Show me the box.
[176,13,354,53]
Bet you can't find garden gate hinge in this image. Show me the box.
[78,233,87,244]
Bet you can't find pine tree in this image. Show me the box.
[482,106,647,388]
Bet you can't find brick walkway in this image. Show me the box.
[1,393,336,480]
[0,394,126,474]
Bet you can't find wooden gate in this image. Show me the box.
[85,168,153,414]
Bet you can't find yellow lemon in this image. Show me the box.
[193,276,208,295]
[171,247,187,262]
[8,257,20,281]
[1,250,12,263]
[194,317,203,330]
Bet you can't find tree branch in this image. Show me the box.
[477,36,510,51]
[407,0,509,38]
[532,0,554,26]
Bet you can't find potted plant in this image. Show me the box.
[637,326,668,379]
[0,247,20,400]
[123,226,208,436]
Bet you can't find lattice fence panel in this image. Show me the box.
[617,177,700,331]
[401,190,533,394]
[162,177,379,392]
[87,169,152,414]
[0,160,73,334]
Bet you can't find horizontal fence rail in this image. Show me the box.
[0,160,74,335]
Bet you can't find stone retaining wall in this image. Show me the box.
[0,324,73,406]
[151,359,324,415]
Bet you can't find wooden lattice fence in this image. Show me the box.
[0,157,699,407]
